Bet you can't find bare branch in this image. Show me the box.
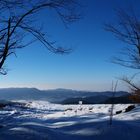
[0,0,81,74]
[105,9,140,69]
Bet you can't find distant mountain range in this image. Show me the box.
[61,95,137,104]
[0,88,131,104]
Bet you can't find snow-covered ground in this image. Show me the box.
[0,100,140,140]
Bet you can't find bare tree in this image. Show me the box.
[105,9,140,69]
[121,73,140,90]
[105,9,140,99]
[121,73,140,102]
[0,0,81,75]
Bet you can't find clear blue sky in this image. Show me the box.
[0,0,139,91]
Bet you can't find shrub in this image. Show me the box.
[125,105,135,112]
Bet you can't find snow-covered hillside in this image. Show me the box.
[0,101,140,140]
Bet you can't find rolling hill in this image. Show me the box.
[0,88,130,104]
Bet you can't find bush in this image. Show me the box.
[129,89,140,103]
[116,110,122,114]
[125,105,135,112]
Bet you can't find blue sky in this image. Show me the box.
[0,0,139,91]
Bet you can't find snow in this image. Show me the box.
[0,100,140,140]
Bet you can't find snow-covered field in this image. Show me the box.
[0,101,140,140]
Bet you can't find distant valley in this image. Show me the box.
[0,88,132,104]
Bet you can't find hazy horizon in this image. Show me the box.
[0,85,129,92]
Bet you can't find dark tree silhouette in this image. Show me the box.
[105,9,140,99]
[0,0,81,75]
[105,9,140,69]
[121,73,140,102]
